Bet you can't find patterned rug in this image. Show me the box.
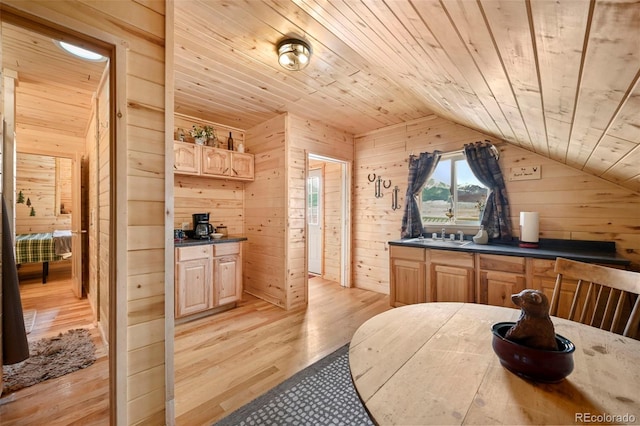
[214,343,373,426]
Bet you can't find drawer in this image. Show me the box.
[390,245,425,262]
[430,250,474,268]
[478,254,526,274]
[212,242,240,257]
[175,245,212,261]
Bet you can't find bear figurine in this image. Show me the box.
[505,289,559,351]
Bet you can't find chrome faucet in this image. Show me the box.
[441,228,446,240]
[458,230,464,242]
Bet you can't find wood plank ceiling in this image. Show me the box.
[1,22,105,153]
[2,1,639,193]
[174,0,640,193]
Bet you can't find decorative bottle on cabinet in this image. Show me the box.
[228,132,234,151]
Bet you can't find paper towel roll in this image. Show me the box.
[520,212,539,243]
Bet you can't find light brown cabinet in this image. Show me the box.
[174,141,200,175]
[389,246,426,306]
[389,246,623,310]
[429,250,475,303]
[174,141,254,181]
[175,242,243,319]
[477,254,526,307]
[212,243,242,306]
[175,245,213,317]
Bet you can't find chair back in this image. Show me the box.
[550,257,640,339]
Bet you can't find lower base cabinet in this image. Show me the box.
[390,246,426,306]
[175,242,243,319]
[389,246,623,312]
[429,250,475,302]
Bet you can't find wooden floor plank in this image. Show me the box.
[1,268,390,425]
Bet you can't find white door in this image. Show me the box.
[308,168,323,275]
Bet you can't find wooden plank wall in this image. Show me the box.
[354,115,640,294]
[323,162,343,283]
[174,175,244,234]
[286,113,354,309]
[5,1,169,423]
[244,114,287,307]
[15,152,71,234]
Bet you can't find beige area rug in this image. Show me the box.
[2,328,96,394]
[23,309,36,334]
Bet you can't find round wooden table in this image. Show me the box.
[349,303,640,425]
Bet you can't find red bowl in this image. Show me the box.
[491,322,575,383]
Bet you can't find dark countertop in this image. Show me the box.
[174,235,248,247]
[389,237,631,266]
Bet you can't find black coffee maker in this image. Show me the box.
[192,213,214,239]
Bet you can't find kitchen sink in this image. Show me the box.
[403,237,472,247]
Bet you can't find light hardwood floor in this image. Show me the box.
[1,270,390,425]
[174,276,391,425]
[0,263,109,425]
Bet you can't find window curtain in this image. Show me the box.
[464,141,513,241]
[401,151,442,238]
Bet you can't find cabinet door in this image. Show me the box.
[174,141,200,175]
[477,254,526,307]
[389,246,426,307]
[201,147,231,176]
[231,152,254,180]
[175,257,213,317]
[480,270,526,307]
[431,264,475,302]
[391,258,426,306]
[215,255,242,306]
[429,250,475,303]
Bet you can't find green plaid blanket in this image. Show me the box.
[15,233,63,264]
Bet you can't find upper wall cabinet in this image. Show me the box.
[174,141,254,181]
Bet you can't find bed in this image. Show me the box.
[15,230,72,283]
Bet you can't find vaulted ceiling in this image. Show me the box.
[173,0,640,193]
[3,1,639,193]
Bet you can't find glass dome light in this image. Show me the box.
[55,40,106,62]
[277,39,311,71]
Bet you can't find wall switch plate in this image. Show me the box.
[181,222,190,230]
[509,165,541,181]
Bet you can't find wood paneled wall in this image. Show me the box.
[4,1,169,423]
[244,115,287,307]
[245,112,354,310]
[323,162,343,283]
[174,175,244,234]
[354,115,640,294]
[286,113,354,309]
[15,153,71,234]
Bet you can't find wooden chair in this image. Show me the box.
[550,257,640,339]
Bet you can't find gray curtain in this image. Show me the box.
[401,151,442,238]
[464,141,513,241]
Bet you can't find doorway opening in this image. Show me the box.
[307,153,351,287]
[1,12,113,421]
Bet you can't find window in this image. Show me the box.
[421,152,488,226]
[307,175,319,225]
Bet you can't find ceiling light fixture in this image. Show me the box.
[277,38,312,71]
[55,40,106,62]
